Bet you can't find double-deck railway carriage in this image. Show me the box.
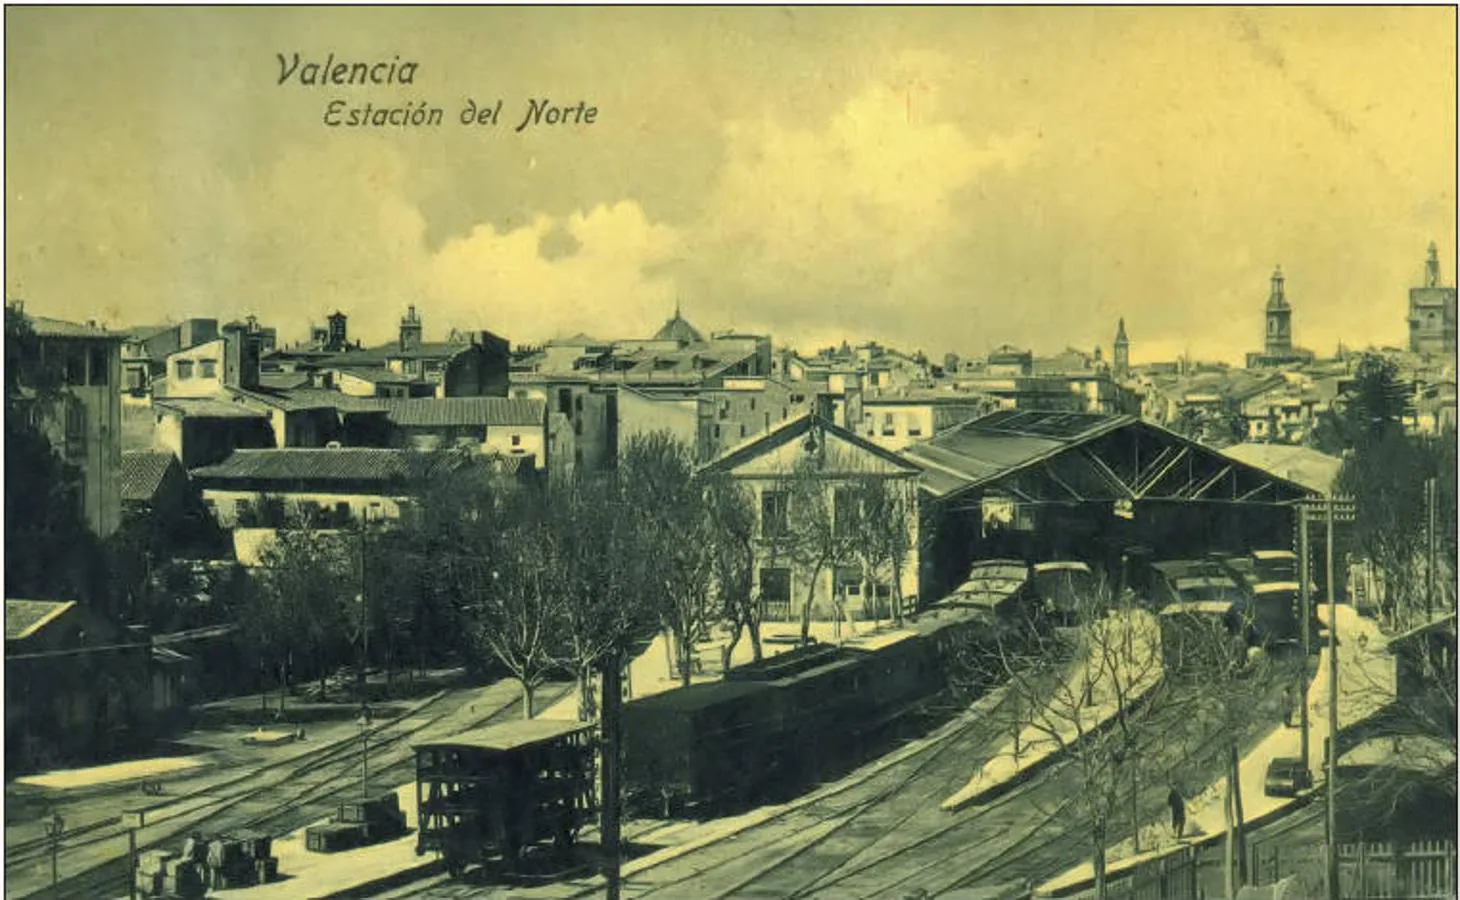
[414,719,596,877]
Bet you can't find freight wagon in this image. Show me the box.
[414,719,596,876]
[622,601,1004,818]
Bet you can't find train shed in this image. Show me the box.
[903,410,1318,602]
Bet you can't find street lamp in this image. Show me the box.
[357,705,374,801]
[44,811,64,889]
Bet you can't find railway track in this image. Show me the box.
[597,686,1032,899]
[10,681,572,900]
[384,659,1301,900]
[618,663,1297,900]
[6,690,453,867]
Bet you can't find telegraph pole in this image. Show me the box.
[1325,498,1340,900]
[1425,477,1437,620]
[601,651,624,900]
[358,527,371,802]
[1325,496,1354,900]
[1299,506,1312,768]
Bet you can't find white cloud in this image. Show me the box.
[426,201,683,342]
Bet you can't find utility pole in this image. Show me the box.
[1299,506,1311,769]
[358,527,371,803]
[1426,477,1437,621]
[357,528,369,706]
[1324,497,1355,900]
[601,651,623,900]
[359,705,373,801]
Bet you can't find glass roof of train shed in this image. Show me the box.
[901,411,1316,507]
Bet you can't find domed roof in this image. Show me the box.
[653,304,705,346]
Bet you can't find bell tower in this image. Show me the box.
[1113,317,1130,378]
[399,304,423,353]
[1409,242,1457,356]
[1264,266,1292,356]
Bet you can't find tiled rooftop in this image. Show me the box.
[190,448,418,483]
[120,451,179,503]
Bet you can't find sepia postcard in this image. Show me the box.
[4,6,1456,900]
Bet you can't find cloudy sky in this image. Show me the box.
[5,6,1455,364]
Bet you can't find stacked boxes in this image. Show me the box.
[305,821,366,853]
[134,850,175,897]
[306,793,407,853]
[135,833,279,897]
[166,856,206,900]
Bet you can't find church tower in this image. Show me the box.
[1409,242,1457,356]
[1264,266,1292,357]
[1113,317,1130,378]
[399,304,423,353]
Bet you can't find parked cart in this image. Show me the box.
[414,719,596,877]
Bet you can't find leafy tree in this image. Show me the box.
[105,475,231,627]
[1170,399,1247,448]
[1340,354,1414,447]
[252,528,353,698]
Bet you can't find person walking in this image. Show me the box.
[1168,786,1186,840]
[1283,683,1295,728]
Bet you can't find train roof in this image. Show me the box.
[1251,581,1300,594]
[1160,600,1240,617]
[1251,550,1298,561]
[724,642,846,681]
[841,629,919,653]
[1151,559,1223,577]
[1173,575,1238,590]
[913,602,994,627]
[1032,560,1093,574]
[416,718,593,753]
[624,678,772,713]
[771,653,866,686]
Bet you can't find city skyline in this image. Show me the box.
[5,6,1456,365]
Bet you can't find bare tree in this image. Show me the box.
[550,468,661,720]
[951,583,1190,900]
[849,472,916,626]
[1159,602,1284,898]
[786,446,860,645]
[436,478,566,718]
[1336,616,1457,825]
[620,432,718,687]
[702,471,764,668]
